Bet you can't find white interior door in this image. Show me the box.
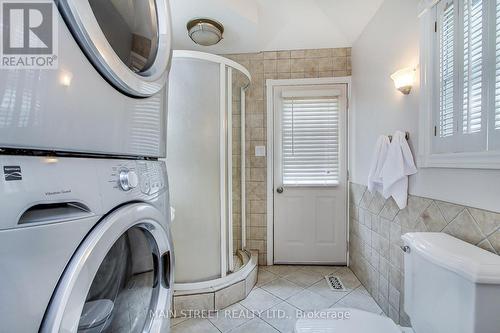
[273,83,348,264]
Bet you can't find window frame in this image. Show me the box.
[419,0,500,169]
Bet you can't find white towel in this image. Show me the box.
[381,131,417,209]
[367,135,390,194]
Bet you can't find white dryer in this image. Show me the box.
[0,155,173,332]
[0,0,172,158]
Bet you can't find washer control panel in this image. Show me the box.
[110,161,166,196]
[137,161,165,195]
[0,156,168,230]
[103,159,168,215]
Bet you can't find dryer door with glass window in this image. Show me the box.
[58,0,172,97]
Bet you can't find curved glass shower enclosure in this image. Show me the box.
[167,51,251,288]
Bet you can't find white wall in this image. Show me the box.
[351,0,500,212]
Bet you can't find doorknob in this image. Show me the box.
[276,186,284,194]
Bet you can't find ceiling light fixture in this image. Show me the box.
[187,18,224,46]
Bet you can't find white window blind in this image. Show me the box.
[462,0,483,134]
[439,1,455,138]
[281,96,339,186]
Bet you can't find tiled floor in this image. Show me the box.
[171,265,383,333]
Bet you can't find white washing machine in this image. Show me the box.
[0,0,172,158]
[0,155,174,332]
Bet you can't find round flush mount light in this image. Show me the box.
[187,18,224,46]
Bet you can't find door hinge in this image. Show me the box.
[434,21,437,32]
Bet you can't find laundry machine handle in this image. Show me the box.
[18,202,93,226]
[162,251,171,288]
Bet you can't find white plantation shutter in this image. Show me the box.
[462,0,483,134]
[439,1,455,138]
[490,0,500,151]
[495,0,500,130]
[421,0,500,165]
[434,0,487,153]
[281,95,339,186]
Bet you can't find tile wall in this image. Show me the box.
[223,48,500,327]
[227,48,352,265]
[232,70,244,255]
[349,182,500,325]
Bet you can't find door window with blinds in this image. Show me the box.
[280,89,341,186]
[432,0,500,156]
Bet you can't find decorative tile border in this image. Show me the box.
[348,182,500,326]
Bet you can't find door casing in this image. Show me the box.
[265,77,352,266]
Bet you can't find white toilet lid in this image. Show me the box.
[295,307,401,333]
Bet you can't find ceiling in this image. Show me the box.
[169,0,385,54]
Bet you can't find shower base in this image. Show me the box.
[172,250,258,317]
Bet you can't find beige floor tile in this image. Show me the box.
[170,316,189,327]
[256,268,279,287]
[332,267,361,291]
[209,303,254,332]
[333,287,383,314]
[298,265,339,276]
[283,270,324,288]
[286,289,334,312]
[356,285,371,295]
[261,278,304,300]
[239,288,282,313]
[262,265,299,277]
[228,317,280,333]
[260,301,303,333]
[306,279,349,304]
[171,318,220,333]
[173,266,384,333]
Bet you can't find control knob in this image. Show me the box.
[119,170,139,191]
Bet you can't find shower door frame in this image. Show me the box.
[220,63,229,276]
[172,51,251,284]
[223,65,250,274]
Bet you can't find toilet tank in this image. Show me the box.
[402,233,500,333]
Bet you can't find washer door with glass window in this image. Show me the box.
[41,203,173,333]
[58,0,172,97]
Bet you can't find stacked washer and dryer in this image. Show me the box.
[0,1,174,332]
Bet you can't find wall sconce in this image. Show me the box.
[391,67,416,95]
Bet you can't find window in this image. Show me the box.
[420,0,500,168]
[495,0,500,135]
[434,0,486,153]
[438,1,455,139]
[462,0,483,135]
[281,93,340,185]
